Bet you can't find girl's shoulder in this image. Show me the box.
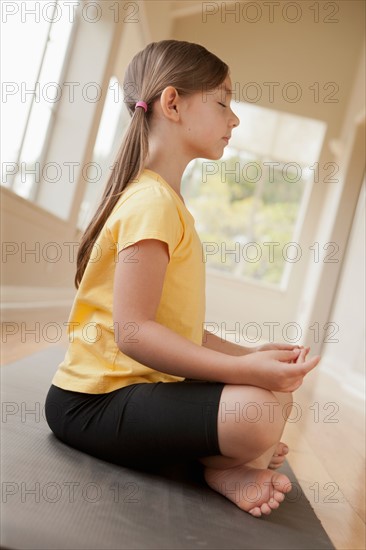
[111,172,176,216]
[112,167,197,218]
[104,170,185,254]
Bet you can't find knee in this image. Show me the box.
[217,386,289,460]
[219,385,291,434]
[272,391,293,421]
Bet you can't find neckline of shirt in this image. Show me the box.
[142,168,194,223]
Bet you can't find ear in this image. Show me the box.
[159,86,180,120]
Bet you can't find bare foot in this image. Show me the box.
[203,463,292,517]
[268,442,289,470]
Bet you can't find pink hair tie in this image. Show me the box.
[135,101,148,113]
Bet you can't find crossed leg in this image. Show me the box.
[198,387,293,517]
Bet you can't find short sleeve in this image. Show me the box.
[106,184,183,259]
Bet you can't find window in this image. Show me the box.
[1,1,75,200]
[182,102,326,288]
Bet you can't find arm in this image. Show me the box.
[113,239,320,390]
[202,330,302,358]
[113,239,239,384]
[202,329,252,356]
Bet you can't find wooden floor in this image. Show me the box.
[1,307,365,550]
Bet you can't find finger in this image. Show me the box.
[273,349,301,362]
[273,343,301,350]
[296,348,307,364]
[298,355,321,375]
[274,344,304,351]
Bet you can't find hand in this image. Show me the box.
[251,343,310,363]
[254,342,303,354]
[234,348,321,392]
[295,346,311,364]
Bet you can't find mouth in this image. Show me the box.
[223,137,230,144]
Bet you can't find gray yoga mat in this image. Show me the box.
[1,346,335,550]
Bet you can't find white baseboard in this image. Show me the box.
[319,357,365,403]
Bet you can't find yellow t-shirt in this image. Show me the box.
[51,169,206,393]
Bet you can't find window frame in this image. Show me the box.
[4,0,80,202]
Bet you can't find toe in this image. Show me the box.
[260,503,272,515]
[277,442,289,456]
[269,457,285,468]
[268,497,280,509]
[249,507,262,517]
[274,490,285,502]
[273,472,292,493]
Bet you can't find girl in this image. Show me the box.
[45,40,320,518]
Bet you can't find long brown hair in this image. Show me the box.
[75,40,228,288]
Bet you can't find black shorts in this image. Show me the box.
[45,380,225,471]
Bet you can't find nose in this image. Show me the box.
[230,107,240,128]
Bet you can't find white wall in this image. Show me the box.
[320,175,365,398]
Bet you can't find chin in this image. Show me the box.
[202,151,224,161]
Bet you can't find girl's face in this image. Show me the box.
[180,75,240,161]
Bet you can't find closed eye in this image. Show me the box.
[218,102,227,108]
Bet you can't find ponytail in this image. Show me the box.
[74,107,148,287]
